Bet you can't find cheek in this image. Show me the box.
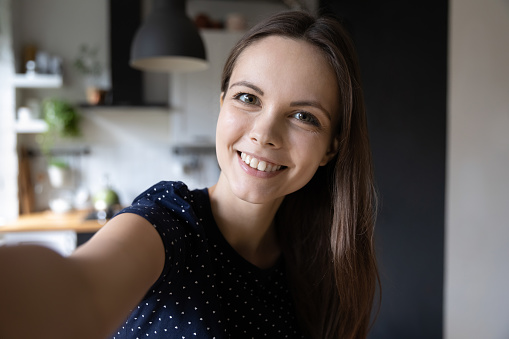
[215,108,245,164]
[218,107,240,129]
[291,133,330,162]
[216,109,234,142]
[216,107,252,143]
[290,137,329,180]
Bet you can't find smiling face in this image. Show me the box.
[215,35,340,204]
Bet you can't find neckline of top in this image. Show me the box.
[199,187,284,275]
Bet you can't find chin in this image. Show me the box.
[232,188,274,205]
[229,182,283,205]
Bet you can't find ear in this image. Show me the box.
[320,137,339,166]
[219,92,224,107]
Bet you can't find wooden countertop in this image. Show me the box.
[0,210,106,233]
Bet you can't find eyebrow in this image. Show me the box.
[290,101,332,121]
[230,81,331,121]
[229,81,264,96]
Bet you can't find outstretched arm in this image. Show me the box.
[0,213,165,339]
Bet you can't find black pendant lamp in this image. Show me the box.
[130,0,208,73]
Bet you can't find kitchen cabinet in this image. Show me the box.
[0,209,103,234]
[0,230,77,256]
[0,209,105,256]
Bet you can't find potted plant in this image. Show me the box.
[47,158,71,188]
[73,44,107,105]
[47,157,74,213]
[38,98,82,212]
[39,97,81,157]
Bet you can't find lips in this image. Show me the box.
[239,152,284,172]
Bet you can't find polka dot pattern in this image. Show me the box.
[110,181,305,338]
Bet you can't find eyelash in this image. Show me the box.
[292,111,321,127]
[233,92,260,106]
[232,92,321,127]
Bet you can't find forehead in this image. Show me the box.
[230,36,339,110]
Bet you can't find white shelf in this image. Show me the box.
[12,73,63,88]
[15,119,48,133]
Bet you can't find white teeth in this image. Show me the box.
[249,157,259,169]
[240,152,282,173]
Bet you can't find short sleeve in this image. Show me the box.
[115,181,191,286]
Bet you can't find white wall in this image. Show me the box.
[0,0,18,223]
[446,1,509,338]
[11,0,109,102]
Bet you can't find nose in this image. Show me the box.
[249,108,283,148]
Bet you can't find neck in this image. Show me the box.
[208,174,283,269]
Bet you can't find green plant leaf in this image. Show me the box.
[39,98,82,157]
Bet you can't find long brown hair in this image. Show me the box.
[221,11,379,339]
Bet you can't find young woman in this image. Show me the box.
[0,10,378,339]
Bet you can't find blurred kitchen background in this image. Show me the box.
[0,0,508,339]
[1,0,305,217]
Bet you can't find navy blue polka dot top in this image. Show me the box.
[110,181,305,339]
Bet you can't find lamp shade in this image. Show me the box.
[130,0,208,73]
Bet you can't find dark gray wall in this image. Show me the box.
[321,1,447,338]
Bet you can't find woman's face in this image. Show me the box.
[216,35,339,204]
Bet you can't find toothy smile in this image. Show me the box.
[240,152,285,172]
